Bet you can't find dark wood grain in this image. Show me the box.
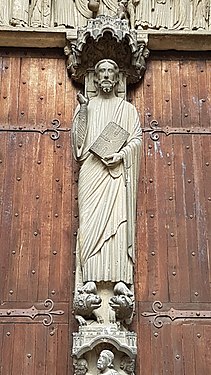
[0,48,210,374]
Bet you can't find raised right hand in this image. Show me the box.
[77,92,89,105]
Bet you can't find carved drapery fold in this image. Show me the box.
[70,17,143,370]
[1,0,211,31]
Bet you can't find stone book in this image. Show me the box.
[89,122,129,159]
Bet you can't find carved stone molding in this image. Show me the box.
[1,0,211,32]
[66,16,149,84]
[73,325,137,358]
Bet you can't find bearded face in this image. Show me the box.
[95,61,118,93]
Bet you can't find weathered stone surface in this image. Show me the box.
[29,0,51,28]
[71,58,139,373]
[0,0,211,31]
[72,59,142,288]
[72,325,137,358]
[65,16,149,84]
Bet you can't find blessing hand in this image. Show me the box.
[77,92,89,106]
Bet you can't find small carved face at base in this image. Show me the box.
[120,356,135,375]
[95,60,119,93]
[97,350,114,372]
[74,358,88,375]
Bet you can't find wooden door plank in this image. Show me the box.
[151,325,164,375]
[34,325,47,375]
[194,324,206,374]
[134,78,148,301]
[8,56,21,126]
[2,133,17,301]
[182,324,196,375]
[1,325,15,374]
[161,324,174,375]
[144,60,163,302]
[154,59,169,302]
[138,322,152,375]
[23,325,36,375]
[11,324,26,374]
[171,325,184,375]
[45,327,58,375]
[38,136,54,300]
[202,59,211,287]
[0,56,12,126]
[56,325,69,374]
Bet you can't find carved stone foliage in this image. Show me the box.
[66,16,149,84]
[120,356,135,375]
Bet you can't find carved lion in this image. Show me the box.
[109,294,134,324]
[109,282,134,324]
[73,282,103,325]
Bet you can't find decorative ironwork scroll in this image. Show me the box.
[0,119,70,141]
[142,301,211,328]
[0,299,64,326]
[2,118,210,143]
[143,120,211,141]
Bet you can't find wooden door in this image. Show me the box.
[134,51,211,374]
[0,48,77,374]
[0,48,210,374]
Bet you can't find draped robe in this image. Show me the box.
[72,96,142,285]
[54,0,76,27]
[30,0,51,27]
[11,0,29,25]
[0,0,11,25]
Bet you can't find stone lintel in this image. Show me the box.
[145,30,211,51]
[0,27,211,50]
[0,27,66,48]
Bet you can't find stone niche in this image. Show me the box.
[69,12,146,375]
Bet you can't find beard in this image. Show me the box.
[98,79,115,93]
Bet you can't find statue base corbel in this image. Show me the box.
[72,325,137,374]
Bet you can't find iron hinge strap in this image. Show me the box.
[143,120,211,141]
[0,299,64,326]
[0,119,71,141]
[142,301,211,328]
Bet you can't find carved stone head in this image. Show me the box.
[97,349,115,371]
[120,356,135,374]
[74,358,88,375]
[94,59,119,93]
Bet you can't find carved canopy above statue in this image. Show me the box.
[66,16,149,84]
